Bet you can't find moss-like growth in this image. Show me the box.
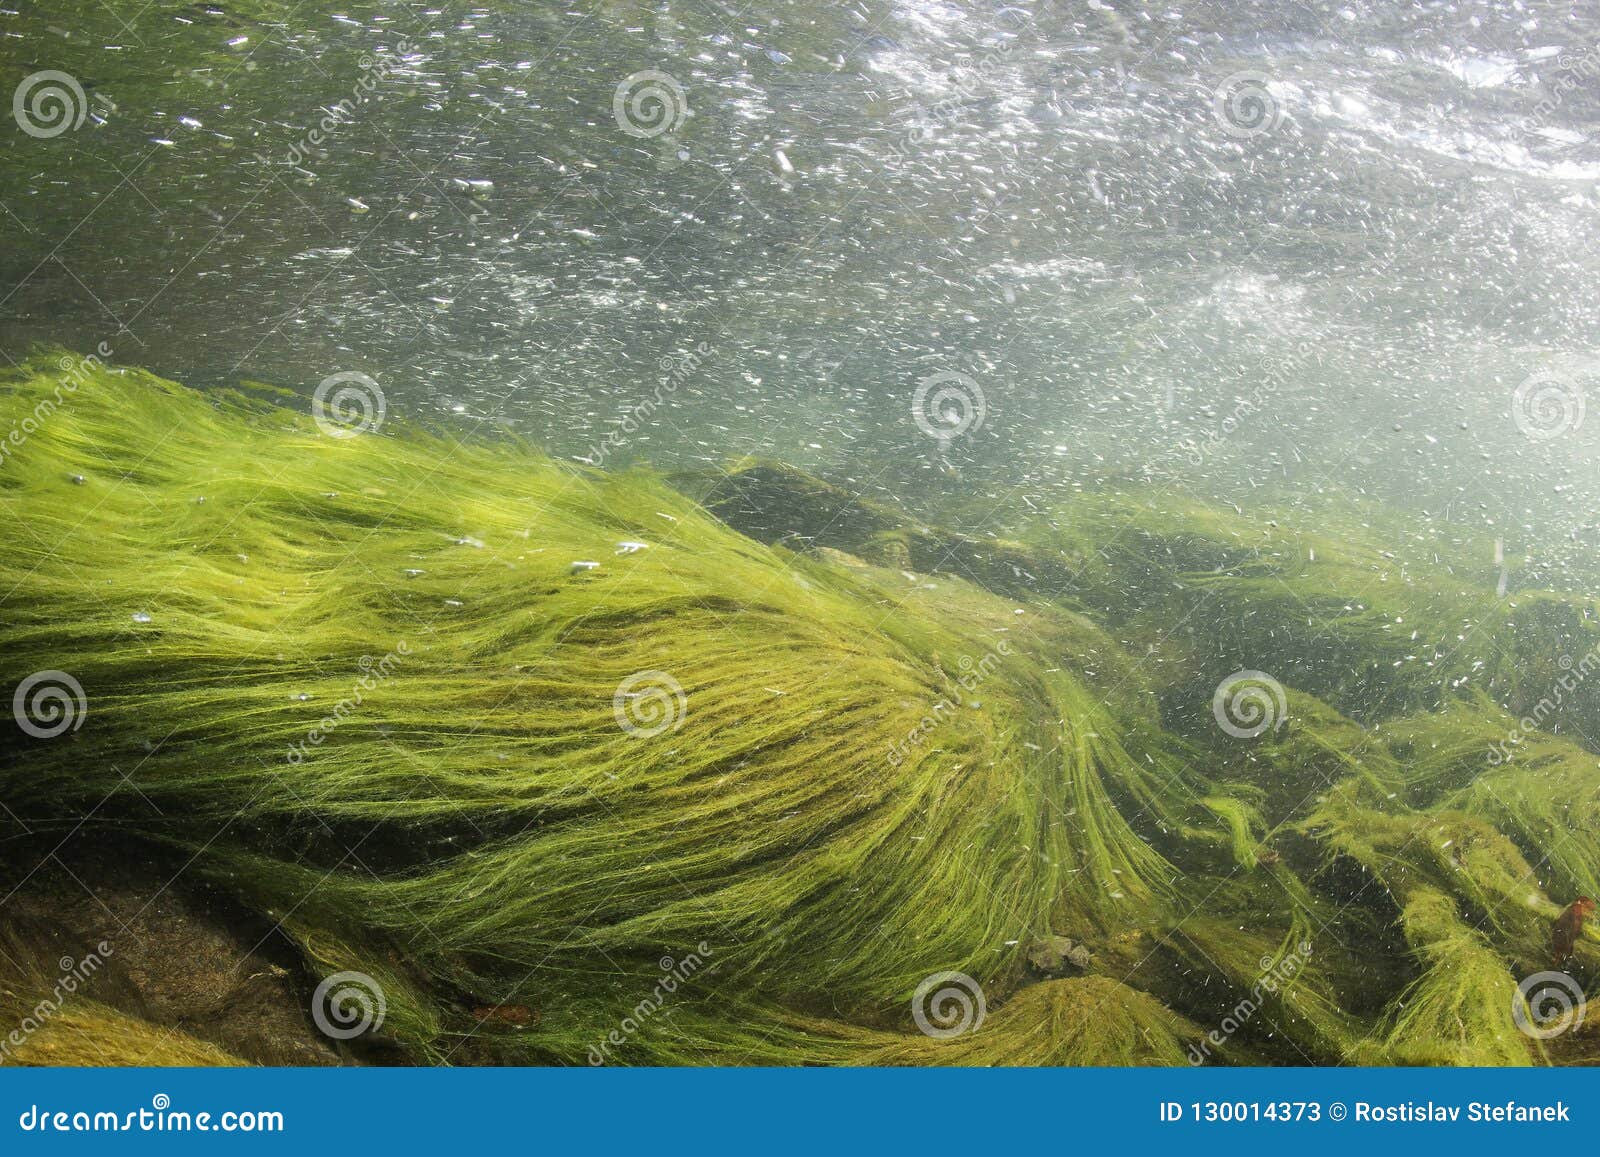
[7,1005,249,1067]
[1377,889,1538,1067]
[0,357,1220,1064]
[2,354,1593,1068]
[867,977,1207,1066]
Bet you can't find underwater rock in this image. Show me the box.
[0,847,334,1066]
[814,546,871,569]
[694,461,905,550]
[1028,935,1093,974]
[695,461,1080,601]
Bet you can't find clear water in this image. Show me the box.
[2,0,1597,565]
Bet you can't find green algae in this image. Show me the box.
[3,354,1599,1067]
[0,356,1216,1064]
[1378,888,1538,1067]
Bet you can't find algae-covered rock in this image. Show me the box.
[1028,936,1093,974]
[697,461,908,550]
[698,460,1084,601]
